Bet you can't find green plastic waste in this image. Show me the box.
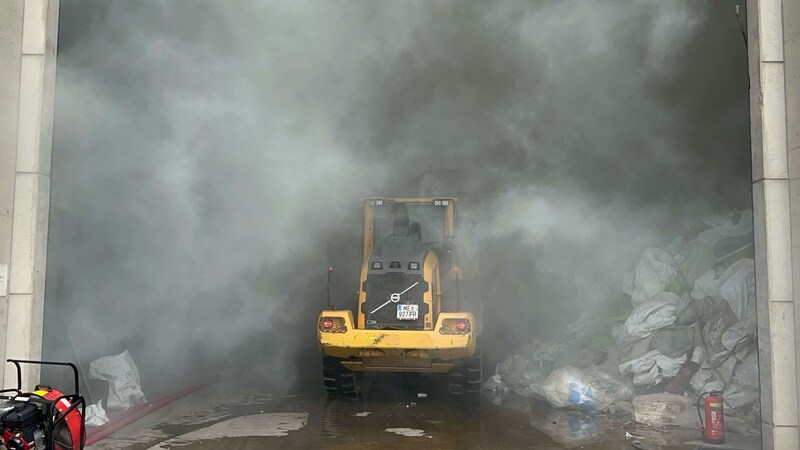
[665,240,715,296]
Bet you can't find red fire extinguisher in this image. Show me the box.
[697,391,725,444]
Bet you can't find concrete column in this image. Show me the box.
[0,0,59,389]
[749,0,800,448]
[787,0,800,446]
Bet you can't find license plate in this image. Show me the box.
[396,304,418,320]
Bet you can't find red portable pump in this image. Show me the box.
[0,359,85,450]
[697,390,725,445]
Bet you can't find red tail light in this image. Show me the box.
[319,317,347,333]
[439,318,471,335]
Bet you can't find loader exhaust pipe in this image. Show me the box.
[326,266,334,310]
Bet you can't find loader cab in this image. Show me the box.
[358,198,457,331]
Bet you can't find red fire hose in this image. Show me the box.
[84,383,206,446]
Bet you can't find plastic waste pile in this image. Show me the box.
[89,349,147,410]
[485,209,759,424]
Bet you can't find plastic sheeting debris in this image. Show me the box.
[691,270,719,300]
[651,326,695,358]
[619,350,687,387]
[717,259,755,321]
[666,241,716,297]
[628,248,678,306]
[89,350,147,410]
[721,318,756,354]
[531,366,632,412]
[488,212,758,419]
[697,210,753,247]
[723,351,760,411]
[623,294,681,337]
[483,374,507,392]
[84,399,109,427]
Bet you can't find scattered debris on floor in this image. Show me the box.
[89,349,147,410]
[353,411,371,417]
[385,427,427,437]
[84,399,110,427]
[484,209,759,434]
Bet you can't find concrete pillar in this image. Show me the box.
[0,0,59,389]
[749,0,800,447]
[787,0,800,446]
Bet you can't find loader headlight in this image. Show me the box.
[439,318,471,335]
[319,316,347,333]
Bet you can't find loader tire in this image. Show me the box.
[323,356,360,396]
[448,354,482,398]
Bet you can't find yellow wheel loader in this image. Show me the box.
[318,197,480,397]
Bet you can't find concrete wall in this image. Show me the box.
[0,0,59,388]
[749,0,800,447]
[787,0,800,446]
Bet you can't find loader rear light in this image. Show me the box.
[439,318,471,335]
[319,316,347,333]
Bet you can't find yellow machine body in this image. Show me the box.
[318,197,477,373]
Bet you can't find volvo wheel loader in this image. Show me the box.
[317,197,480,397]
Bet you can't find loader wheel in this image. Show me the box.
[323,356,360,396]
[448,354,482,398]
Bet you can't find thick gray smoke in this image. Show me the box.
[45,0,750,393]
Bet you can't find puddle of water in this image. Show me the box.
[353,412,371,417]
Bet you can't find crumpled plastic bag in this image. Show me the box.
[89,350,147,410]
[629,248,678,306]
[717,259,755,322]
[724,382,760,411]
[731,351,759,386]
[691,368,724,394]
[724,351,760,411]
[691,270,720,300]
[666,241,716,297]
[482,374,507,392]
[619,350,687,387]
[721,318,756,354]
[651,326,695,358]
[84,399,109,427]
[624,294,681,337]
[531,366,633,412]
[697,210,753,247]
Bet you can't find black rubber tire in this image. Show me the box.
[323,356,359,396]
[448,354,482,398]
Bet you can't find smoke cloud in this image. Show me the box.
[45,0,750,394]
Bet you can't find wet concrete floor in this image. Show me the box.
[87,373,760,450]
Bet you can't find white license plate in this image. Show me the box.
[396,304,419,320]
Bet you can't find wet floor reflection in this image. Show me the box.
[88,374,759,449]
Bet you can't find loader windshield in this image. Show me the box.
[374,204,444,247]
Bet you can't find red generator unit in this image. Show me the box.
[0,359,86,450]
